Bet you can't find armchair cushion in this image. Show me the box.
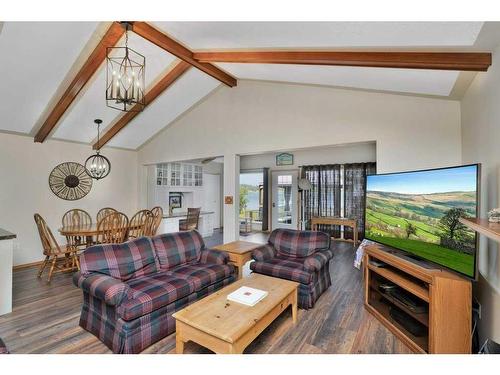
[73,272,131,306]
[79,237,158,281]
[152,230,205,270]
[269,229,331,258]
[251,244,277,262]
[303,249,334,272]
[250,257,313,284]
[199,248,229,265]
[119,273,194,321]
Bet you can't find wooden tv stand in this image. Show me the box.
[363,241,472,353]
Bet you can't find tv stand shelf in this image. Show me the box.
[363,242,472,354]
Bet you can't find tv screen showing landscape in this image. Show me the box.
[365,164,479,279]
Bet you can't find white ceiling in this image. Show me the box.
[153,22,484,49]
[107,68,219,149]
[217,63,460,96]
[0,22,98,134]
[0,22,492,149]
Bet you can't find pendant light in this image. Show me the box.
[105,22,145,112]
[85,119,111,180]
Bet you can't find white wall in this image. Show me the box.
[240,142,376,171]
[461,45,500,343]
[0,133,138,266]
[139,80,462,243]
[139,80,462,174]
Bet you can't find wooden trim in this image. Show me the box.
[460,217,500,243]
[193,51,492,72]
[13,260,43,270]
[34,22,125,143]
[132,22,237,87]
[94,61,191,149]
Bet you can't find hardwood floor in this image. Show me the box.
[0,233,412,354]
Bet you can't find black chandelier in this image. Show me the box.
[85,119,111,180]
[106,22,145,112]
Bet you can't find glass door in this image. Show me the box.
[271,170,298,230]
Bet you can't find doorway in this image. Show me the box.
[271,170,298,230]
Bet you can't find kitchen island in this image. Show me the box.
[160,211,215,237]
[0,228,16,315]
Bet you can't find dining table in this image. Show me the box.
[58,223,143,247]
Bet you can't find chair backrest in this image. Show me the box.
[96,212,129,244]
[62,209,92,227]
[128,209,154,239]
[268,228,331,258]
[96,207,117,223]
[186,207,201,230]
[150,206,163,236]
[34,213,61,255]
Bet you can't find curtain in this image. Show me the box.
[343,162,377,241]
[302,165,342,237]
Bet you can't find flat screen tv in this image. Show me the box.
[364,164,480,280]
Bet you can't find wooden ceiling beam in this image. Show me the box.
[192,51,492,72]
[34,22,125,143]
[93,60,191,149]
[132,22,237,87]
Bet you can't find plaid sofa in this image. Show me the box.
[250,229,333,309]
[73,230,236,354]
[0,338,8,354]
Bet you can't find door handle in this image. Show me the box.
[272,203,276,208]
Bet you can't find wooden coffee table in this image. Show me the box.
[173,274,298,354]
[212,241,262,279]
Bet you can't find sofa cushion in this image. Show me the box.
[152,230,205,270]
[80,237,158,281]
[119,273,194,321]
[167,263,234,291]
[250,257,313,284]
[268,229,330,258]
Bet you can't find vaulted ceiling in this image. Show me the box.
[0,21,497,150]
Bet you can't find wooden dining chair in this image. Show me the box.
[96,212,129,244]
[34,213,79,282]
[96,207,118,223]
[150,206,163,236]
[179,207,201,231]
[61,209,92,250]
[128,210,153,239]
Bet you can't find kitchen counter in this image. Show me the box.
[0,228,16,241]
[163,211,215,219]
[160,211,216,237]
[0,227,16,315]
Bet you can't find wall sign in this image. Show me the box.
[276,152,294,166]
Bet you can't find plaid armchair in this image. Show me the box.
[250,229,333,309]
[74,231,236,353]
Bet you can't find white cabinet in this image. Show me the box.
[156,163,203,187]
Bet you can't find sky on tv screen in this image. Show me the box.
[367,165,477,194]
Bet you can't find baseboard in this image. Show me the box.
[13,260,43,270]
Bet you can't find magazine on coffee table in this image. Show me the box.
[227,286,268,306]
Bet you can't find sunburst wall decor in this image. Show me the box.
[49,162,93,200]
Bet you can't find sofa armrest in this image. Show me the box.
[199,249,229,265]
[251,244,277,262]
[73,272,131,306]
[303,249,334,272]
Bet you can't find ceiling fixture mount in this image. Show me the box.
[106,21,145,112]
[85,119,111,180]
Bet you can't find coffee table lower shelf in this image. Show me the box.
[173,274,298,354]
